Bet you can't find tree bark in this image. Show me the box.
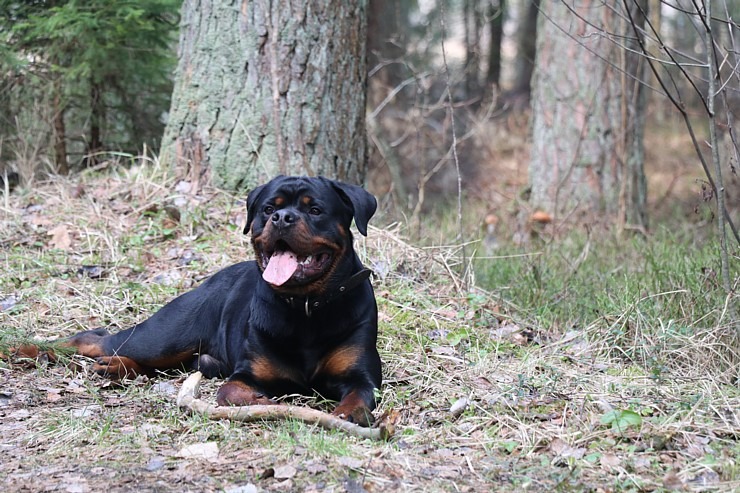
[367,0,409,98]
[486,0,504,91]
[464,0,481,97]
[528,0,648,227]
[512,0,539,96]
[52,76,69,175]
[620,0,649,229]
[162,0,368,190]
[87,79,104,167]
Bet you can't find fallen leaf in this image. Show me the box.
[433,448,454,458]
[490,323,521,340]
[48,225,72,250]
[151,270,183,286]
[273,465,297,480]
[432,308,457,319]
[177,441,219,459]
[662,471,684,490]
[473,376,493,389]
[46,391,63,403]
[0,294,18,311]
[175,180,192,194]
[549,438,586,459]
[145,456,166,471]
[337,457,364,469]
[600,453,621,470]
[60,474,90,493]
[429,346,455,356]
[71,184,86,198]
[224,485,258,493]
[72,405,102,418]
[689,470,720,488]
[632,456,651,471]
[28,214,53,227]
[449,397,469,418]
[151,381,177,395]
[140,423,167,436]
[65,378,87,394]
[342,478,367,493]
[304,460,328,474]
[10,409,31,420]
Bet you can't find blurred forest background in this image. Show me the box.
[0,0,738,280]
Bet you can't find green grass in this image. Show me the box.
[476,227,736,330]
[475,226,738,384]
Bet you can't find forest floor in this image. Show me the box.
[1,127,739,492]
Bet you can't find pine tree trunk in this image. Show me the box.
[620,0,649,229]
[486,0,504,91]
[52,76,68,175]
[367,0,409,98]
[529,0,648,227]
[87,79,103,166]
[512,0,539,95]
[463,0,481,98]
[162,0,368,190]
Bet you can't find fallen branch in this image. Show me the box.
[176,372,393,441]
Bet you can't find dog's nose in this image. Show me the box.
[271,209,295,229]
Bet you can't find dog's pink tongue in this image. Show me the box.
[263,251,298,286]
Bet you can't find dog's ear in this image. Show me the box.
[326,178,377,236]
[244,177,280,235]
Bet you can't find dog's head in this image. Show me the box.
[245,176,376,294]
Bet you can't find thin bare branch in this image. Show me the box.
[439,2,469,291]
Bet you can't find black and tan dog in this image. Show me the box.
[40,176,382,426]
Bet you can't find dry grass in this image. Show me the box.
[1,160,739,492]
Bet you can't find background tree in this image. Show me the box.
[512,0,539,96]
[463,0,482,97]
[528,0,648,228]
[367,0,414,108]
[486,0,505,92]
[162,0,368,190]
[0,0,179,175]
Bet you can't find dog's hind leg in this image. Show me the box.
[59,327,148,379]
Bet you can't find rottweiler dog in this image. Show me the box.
[46,176,382,426]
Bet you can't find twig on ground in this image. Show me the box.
[176,372,394,441]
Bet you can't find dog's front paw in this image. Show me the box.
[216,380,276,406]
[333,403,373,427]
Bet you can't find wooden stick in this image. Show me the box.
[176,372,392,441]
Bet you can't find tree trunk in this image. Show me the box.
[486,0,505,91]
[52,76,69,175]
[528,0,648,227]
[367,0,410,106]
[87,79,104,166]
[620,0,649,229]
[162,0,369,190]
[512,0,539,96]
[463,0,481,98]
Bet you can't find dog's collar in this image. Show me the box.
[281,268,373,317]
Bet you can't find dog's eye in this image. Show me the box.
[264,205,275,215]
[309,207,321,216]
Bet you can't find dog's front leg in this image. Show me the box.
[216,374,277,407]
[332,387,376,427]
